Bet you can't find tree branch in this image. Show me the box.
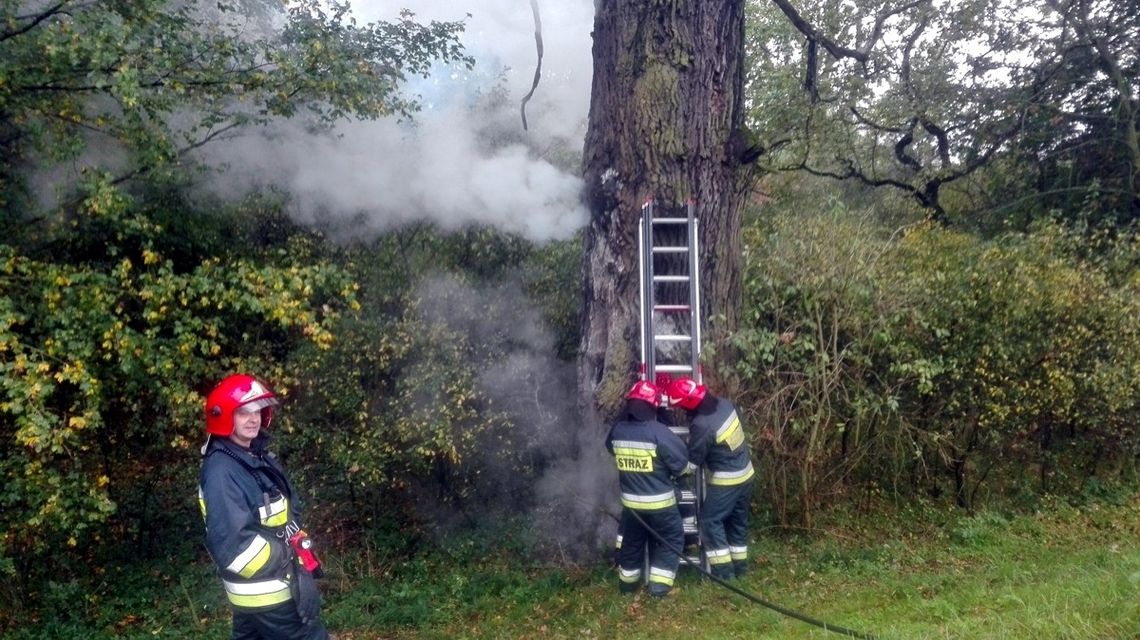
[893,119,922,171]
[770,0,929,66]
[2,1,71,42]
[848,105,907,134]
[519,0,543,131]
[921,118,952,167]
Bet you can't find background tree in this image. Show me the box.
[748,0,1033,222]
[747,0,1140,228]
[1016,0,1140,226]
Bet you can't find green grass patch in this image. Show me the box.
[6,496,1140,639]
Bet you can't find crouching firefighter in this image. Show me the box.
[666,377,755,581]
[606,380,691,597]
[198,374,329,640]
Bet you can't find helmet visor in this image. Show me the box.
[237,397,279,413]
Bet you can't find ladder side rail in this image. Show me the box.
[686,200,709,572]
[637,202,651,584]
[644,202,658,379]
[637,201,651,380]
[688,201,703,384]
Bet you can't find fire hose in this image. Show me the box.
[609,506,878,640]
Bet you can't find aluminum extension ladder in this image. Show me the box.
[637,198,706,571]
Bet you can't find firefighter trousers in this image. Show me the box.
[616,505,684,591]
[700,478,754,578]
[231,602,329,640]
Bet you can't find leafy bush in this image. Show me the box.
[732,196,1140,526]
[0,180,357,610]
[730,196,898,527]
[885,222,1140,504]
[0,185,580,628]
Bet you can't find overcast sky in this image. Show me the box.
[199,0,596,243]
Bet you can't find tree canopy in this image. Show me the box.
[747,0,1140,227]
[0,0,471,213]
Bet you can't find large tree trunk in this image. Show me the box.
[577,0,751,436]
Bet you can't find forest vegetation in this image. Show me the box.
[1,0,1137,637]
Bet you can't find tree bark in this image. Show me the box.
[577,0,751,436]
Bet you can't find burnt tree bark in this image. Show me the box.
[577,0,753,435]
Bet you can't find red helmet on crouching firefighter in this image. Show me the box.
[665,376,707,411]
[624,379,665,423]
[204,374,279,436]
[626,379,661,407]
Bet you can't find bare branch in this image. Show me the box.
[893,119,922,171]
[2,1,70,42]
[921,118,952,167]
[104,119,243,189]
[520,0,543,131]
[770,0,929,65]
[847,106,908,134]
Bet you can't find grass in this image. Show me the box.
[6,495,1140,639]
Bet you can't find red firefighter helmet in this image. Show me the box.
[204,374,279,436]
[626,379,661,408]
[666,376,707,410]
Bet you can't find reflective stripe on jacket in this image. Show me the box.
[606,417,690,511]
[688,397,755,486]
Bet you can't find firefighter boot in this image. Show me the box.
[647,583,671,598]
[619,580,639,594]
[733,560,749,578]
[711,564,735,581]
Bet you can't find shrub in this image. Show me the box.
[731,200,1140,525]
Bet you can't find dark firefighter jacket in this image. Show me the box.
[198,435,302,611]
[688,396,755,486]
[606,415,690,511]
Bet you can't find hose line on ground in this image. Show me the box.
[610,506,879,640]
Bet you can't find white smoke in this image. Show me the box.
[413,271,620,560]
[196,0,595,243]
[200,0,610,557]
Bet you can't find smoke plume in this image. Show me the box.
[196,0,595,243]
[201,0,614,558]
[411,271,620,562]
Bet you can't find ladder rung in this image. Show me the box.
[683,523,699,535]
[680,491,697,502]
[669,426,690,437]
[653,305,691,312]
[654,335,692,342]
[651,217,690,224]
[656,364,694,373]
[652,247,689,253]
[653,275,690,282]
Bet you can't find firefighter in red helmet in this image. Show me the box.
[666,377,755,580]
[606,379,691,596]
[198,374,329,640]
